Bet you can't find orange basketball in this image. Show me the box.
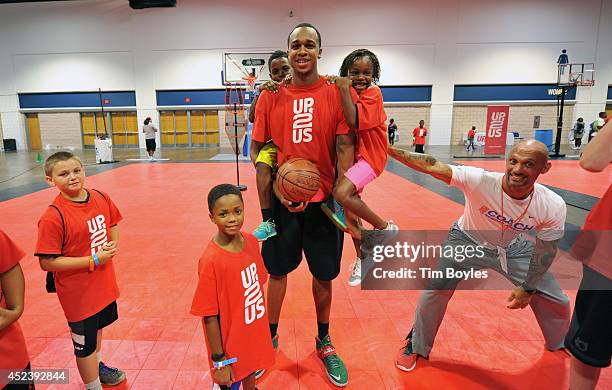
[276,158,320,203]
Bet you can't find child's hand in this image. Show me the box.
[282,73,292,86]
[326,75,339,84]
[102,241,117,251]
[335,77,352,90]
[96,245,117,264]
[213,366,233,386]
[258,80,281,94]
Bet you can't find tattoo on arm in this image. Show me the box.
[388,146,452,184]
[524,238,559,288]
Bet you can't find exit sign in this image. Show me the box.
[103,99,110,104]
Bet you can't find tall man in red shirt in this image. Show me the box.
[413,120,428,153]
[251,23,350,387]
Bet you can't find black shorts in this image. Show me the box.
[564,266,612,367]
[261,195,343,281]
[68,301,118,358]
[145,139,156,152]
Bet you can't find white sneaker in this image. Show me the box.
[385,221,399,231]
[348,258,362,286]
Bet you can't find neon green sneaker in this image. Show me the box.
[316,335,348,387]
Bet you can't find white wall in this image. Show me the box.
[0,0,610,148]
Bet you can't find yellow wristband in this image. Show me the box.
[89,257,95,272]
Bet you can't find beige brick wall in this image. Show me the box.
[384,106,431,146]
[451,104,575,146]
[38,112,82,149]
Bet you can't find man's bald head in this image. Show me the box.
[508,140,550,164]
[503,139,552,198]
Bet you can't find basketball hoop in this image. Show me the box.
[242,75,258,92]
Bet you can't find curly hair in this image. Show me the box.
[339,49,380,84]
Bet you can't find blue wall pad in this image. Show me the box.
[19,91,136,109]
[607,85,612,100]
[158,85,432,107]
[454,84,577,102]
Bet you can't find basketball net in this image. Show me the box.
[224,82,247,155]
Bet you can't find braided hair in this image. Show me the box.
[339,49,380,84]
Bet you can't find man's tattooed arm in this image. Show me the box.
[523,238,559,291]
[388,146,453,184]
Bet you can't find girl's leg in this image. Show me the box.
[334,177,387,230]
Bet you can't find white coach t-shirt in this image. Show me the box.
[450,165,566,248]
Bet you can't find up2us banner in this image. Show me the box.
[484,105,509,155]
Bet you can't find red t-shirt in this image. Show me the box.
[413,126,428,145]
[468,129,476,139]
[572,184,612,278]
[0,229,30,375]
[252,76,350,202]
[35,190,122,322]
[354,85,388,176]
[190,233,274,382]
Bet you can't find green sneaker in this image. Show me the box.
[316,335,348,387]
[321,200,348,231]
[272,334,279,350]
[255,334,279,379]
[253,219,277,241]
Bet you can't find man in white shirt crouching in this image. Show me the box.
[388,140,571,372]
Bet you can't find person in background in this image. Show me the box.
[142,117,158,160]
[412,120,427,153]
[572,118,585,150]
[466,126,476,152]
[388,118,397,146]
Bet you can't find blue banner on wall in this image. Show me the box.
[157,89,231,106]
[157,86,433,107]
[19,91,136,109]
[454,84,577,102]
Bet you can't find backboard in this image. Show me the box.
[223,52,273,88]
[558,63,595,87]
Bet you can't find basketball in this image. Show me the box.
[276,158,320,203]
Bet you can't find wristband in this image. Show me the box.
[89,257,95,272]
[213,357,237,369]
[92,253,100,268]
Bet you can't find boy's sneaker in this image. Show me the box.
[253,219,277,241]
[254,334,280,379]
[99,361,126,386]
[395,334,419,372]
[316,335,348,387]
[272,333,279,350]
[348,258,361,287]
[321,199,348,231]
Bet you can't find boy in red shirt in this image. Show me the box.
[191,184,274,389]
[466,126,476,152]
[248,50,291,242]
[413,120,428,153]
[35,151,125,390]
[251,23,350,387]
[324,49,398,287]
[0,229,33,389]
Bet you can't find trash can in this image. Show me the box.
[3,138,17,151]
[94,137,114,163]
[535,129,553,152]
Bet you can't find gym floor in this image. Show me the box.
[1,145,610,389]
